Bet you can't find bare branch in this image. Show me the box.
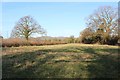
[11,16,47,40]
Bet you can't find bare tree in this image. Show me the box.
[11,16,46,40]
[86,6,118,37]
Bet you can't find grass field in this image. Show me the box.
[2,44,120,78]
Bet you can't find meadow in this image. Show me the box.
[2,44,120,78]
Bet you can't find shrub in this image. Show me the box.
[82,36,93,44]
[2,38,67,47]
[106,36,119,45]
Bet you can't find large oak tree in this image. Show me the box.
[11,16,46,40]
[80,6,119,44]
[86,6,118,37]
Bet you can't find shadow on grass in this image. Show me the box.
[2,46,120,78]
[87,54,119,78]
[83,47,119,78]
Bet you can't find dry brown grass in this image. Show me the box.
[2,43,119,78]
[2,43,118,55]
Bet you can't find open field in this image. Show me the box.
[2,44,120,78]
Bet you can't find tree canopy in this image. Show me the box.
[80,6,119,45]
[11,16,46,40]
[86,6,118,36]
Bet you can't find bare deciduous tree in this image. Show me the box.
[80,6,119,44]
[11,16,46,40]
[86,6,118,37]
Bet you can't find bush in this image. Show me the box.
[106,36,119,45]
[64,36,75,43]
[74,38,81,43]
[80,33,119,45]
[82,36,93,44]
[2,38,67,47]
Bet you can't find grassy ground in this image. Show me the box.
[2,44,120,78]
